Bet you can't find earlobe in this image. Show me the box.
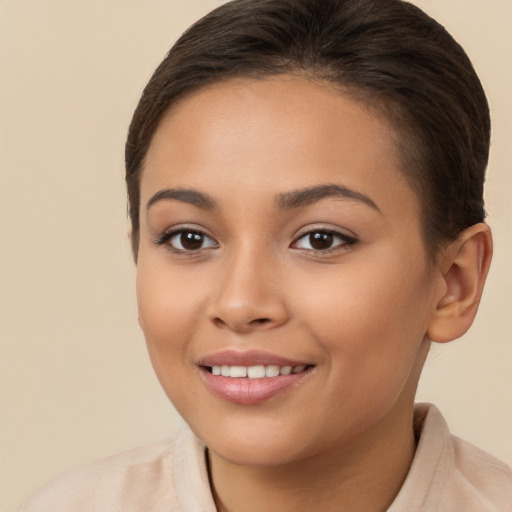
[427,223,492,343]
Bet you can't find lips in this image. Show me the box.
[197,350,314,405]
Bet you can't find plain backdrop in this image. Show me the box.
[0,0,510,509]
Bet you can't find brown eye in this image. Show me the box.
[292,229,356,252]
[166,230,217,252]
[181,232,203,250]
[309,232,334,250]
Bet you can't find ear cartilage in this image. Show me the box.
[439,294,456,307]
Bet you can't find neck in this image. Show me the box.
[208,404,417,512]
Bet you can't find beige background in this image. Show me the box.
[0,0,510,509]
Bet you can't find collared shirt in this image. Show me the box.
[19,404,512,511]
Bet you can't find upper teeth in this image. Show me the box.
[211,365,306,378]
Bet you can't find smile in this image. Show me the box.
[200,362,314,405]
[209,364,307,378]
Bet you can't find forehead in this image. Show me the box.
[142,76,419,220]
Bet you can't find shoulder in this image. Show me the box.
[446,435,512,511]
[18,427,211,512]
[391,404,511,512]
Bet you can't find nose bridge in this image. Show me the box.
[207,239,288,332]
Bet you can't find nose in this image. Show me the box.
[206,246,289,334]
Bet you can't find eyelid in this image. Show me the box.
[291,227,357,252]
[153,225,219,252]
[151,224,356,254]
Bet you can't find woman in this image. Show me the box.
[19,0,511,510]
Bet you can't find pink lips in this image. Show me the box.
[198,350,314,405]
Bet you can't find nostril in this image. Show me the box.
[212,316,273,332]
[213,317,227,328]
[250,318,271,325]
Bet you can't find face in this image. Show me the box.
[136,76,442,467]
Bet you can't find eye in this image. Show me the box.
[156,229,218,252]
[292,230,356,252]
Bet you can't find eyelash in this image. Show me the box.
[153,228,218,253]
[153,228,357,254]
[291,229,357,253]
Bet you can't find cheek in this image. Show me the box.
[294,253,432,369]
[136,259,205,360]
[135,260,211,415]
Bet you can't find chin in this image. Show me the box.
[192,414,330,468]
[209,438,305,468]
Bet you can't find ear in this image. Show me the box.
[427,223,492,343]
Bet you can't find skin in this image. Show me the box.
[135,76,491,512]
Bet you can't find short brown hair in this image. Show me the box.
[126,0,490,260]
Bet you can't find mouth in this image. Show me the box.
[205,364,311,378]
[197,351,315,405]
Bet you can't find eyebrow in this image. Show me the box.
[146,183,381,214]
[276,184,382,214]
[147,188,219,211]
